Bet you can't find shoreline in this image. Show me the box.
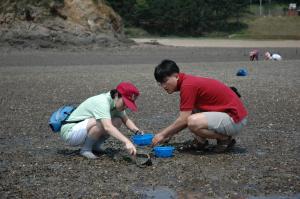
[131,38,300,48]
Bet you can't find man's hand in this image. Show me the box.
[152,133,166,146]
[125,141,137,156]
[151,111,191,146]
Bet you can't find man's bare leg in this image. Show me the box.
[188,113,230,140]
[187,113,234,152]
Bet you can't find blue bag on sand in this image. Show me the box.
[49,105,77,133]
[236,68,248,76]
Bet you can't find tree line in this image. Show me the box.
[106,0,300,36]
[106,0,251,36]
[250,0,300,4]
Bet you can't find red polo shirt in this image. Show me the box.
[177,73,248,123]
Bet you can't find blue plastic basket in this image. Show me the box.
[153,146,175,158]
[132,133,154,146]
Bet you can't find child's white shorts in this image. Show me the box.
[65,119,89,146]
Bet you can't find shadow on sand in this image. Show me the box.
[172,140,247,156]
[56,140,247,159]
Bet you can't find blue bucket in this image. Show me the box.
[153,146,175,158]
[236,68,248,76]
[132,133,154,146]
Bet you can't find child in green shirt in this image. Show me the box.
[60,82,142,159]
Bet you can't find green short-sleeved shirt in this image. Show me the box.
[60,92,126,140]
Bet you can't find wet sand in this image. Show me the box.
[0,44,299,198]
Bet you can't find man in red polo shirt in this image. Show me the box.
[152,59,248,152]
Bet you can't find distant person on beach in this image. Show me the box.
[152,60,248,153]
[249,49,259,61]
[265,51,282,61]
[60,82,142,159]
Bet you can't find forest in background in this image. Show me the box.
[105,0,300,37]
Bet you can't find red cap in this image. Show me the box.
[116,82,140,112]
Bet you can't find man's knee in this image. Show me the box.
[187,114,207,131]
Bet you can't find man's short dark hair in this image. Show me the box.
[154,59,180,83]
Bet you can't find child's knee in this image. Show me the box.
[87,118,97,130]
[112,117,122,128]
[89,125,102,134]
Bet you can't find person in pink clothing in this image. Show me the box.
[249,49,259,61]
[152,60,248,152]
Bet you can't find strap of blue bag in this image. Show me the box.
[61,107,84,125]
[62,119,84,125]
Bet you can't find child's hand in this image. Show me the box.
[152,133,165,146]
[125,141,137,156]
[135,130,144,135]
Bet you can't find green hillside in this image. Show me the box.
[231,16,300,39]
